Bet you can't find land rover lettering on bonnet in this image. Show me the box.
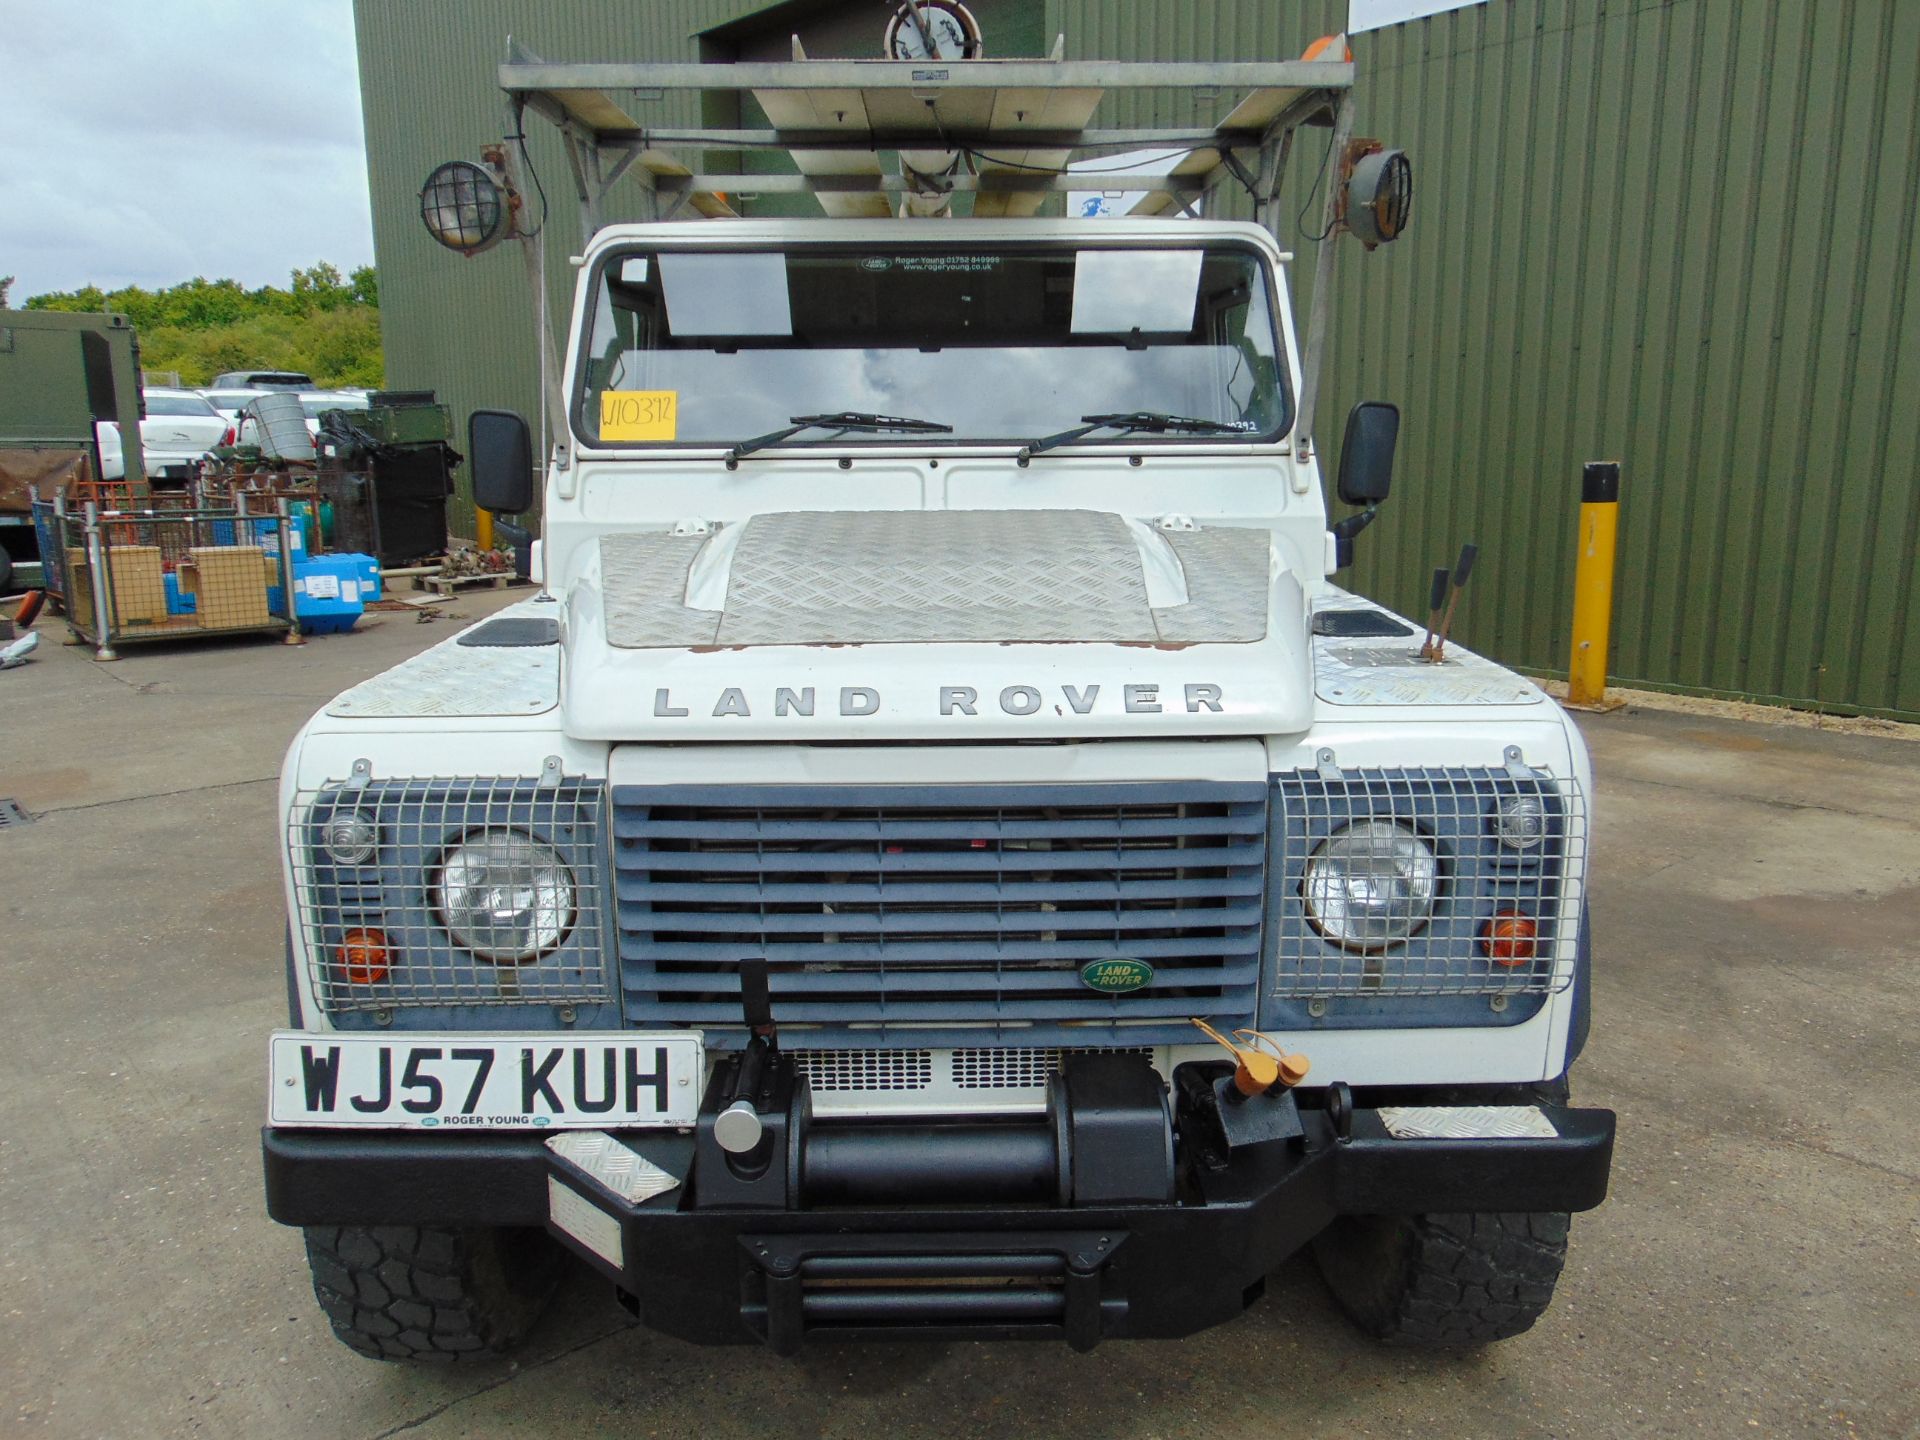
[265,39,1612,1365]
[641,681,1229,719]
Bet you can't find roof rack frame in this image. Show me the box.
[496,42,1362,459]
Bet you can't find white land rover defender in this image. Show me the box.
[264,48,1612,1360]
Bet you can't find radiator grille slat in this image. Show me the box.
[634,934,1245,964]
[625,902,1266,938]
[617,842,1264,874]
[617,873,1267,904]
[612,812,1267,842]
[613,782,1266,1048]
[639,961,1259,993]
[633,1006,1244,1029]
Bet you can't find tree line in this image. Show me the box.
[8,264,383,389]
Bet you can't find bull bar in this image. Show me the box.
[263,1053,1614,1351]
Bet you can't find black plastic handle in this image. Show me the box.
[739,958,773,1032]
[1428,567,1450,612]
[1452,543,1478,588]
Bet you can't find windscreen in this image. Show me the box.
[576,244,1290,448]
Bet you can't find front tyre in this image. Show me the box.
[1311,1211,1570,1346]
[303,1225,564,1362]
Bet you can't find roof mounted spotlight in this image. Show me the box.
[882,0,984,60]
[419,158,514,257]
[1338,141,1412,249]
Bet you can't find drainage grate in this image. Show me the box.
[0,799,32,828]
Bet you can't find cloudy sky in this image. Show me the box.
[0,0,1468,303]
[0,0,372,300]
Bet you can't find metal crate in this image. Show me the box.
[48,494,298,658]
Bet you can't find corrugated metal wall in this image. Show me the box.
[1312,0,1920,720]
[1055,0,1920,718]
[356,0,1920,719]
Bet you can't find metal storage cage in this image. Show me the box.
[45,491,300,660]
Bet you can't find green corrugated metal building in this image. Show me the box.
[353,0,1920,719]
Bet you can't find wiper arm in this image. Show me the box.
[728,411,952,462]
[1019,411,1256,461]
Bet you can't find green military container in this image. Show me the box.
[0,310,150,587]
[351,391,452,447]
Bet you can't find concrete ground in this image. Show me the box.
[2,593,1915,1440]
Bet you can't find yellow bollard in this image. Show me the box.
[1567,461,1623,711]
[474,506,495,552]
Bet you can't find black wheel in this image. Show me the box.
[303,1225,565,1362]
[0,548,14,592]
[1312,1210,1570,1346]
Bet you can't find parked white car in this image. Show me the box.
[95,388,228,483]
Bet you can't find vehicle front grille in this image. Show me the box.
[611,781,1267,1048]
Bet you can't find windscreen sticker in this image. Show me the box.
[600,390,678,442]
[893,255,1002,272]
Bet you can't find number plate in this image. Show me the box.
[268,1033,704,1130]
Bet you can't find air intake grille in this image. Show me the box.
[794,1049,934,1092]
[611,781,1267,1048]
[951,1046,1154,1089]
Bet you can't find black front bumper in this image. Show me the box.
[264,1064,1613,1351]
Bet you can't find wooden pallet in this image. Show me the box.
[412,571,523,597]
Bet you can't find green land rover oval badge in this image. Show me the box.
[1080,958,1155,994]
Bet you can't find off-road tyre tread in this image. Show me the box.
[1312,1210,1570,1346]
[303,1225,562,1362]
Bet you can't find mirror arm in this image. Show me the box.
[1330,504,1379,541]
[1328,504,1380,571]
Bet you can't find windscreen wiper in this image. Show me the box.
[727,411,952,462]
[1019,411,1257,461]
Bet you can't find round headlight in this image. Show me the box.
[1492,794,1548,849]
[320,809,378,865]
[433,829,575,962]
[1304,820,1439,949]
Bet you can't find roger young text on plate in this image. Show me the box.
[652,682,1228,719]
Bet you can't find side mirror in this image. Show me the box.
[1337,401,1399,506]
[468,409,533,515]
